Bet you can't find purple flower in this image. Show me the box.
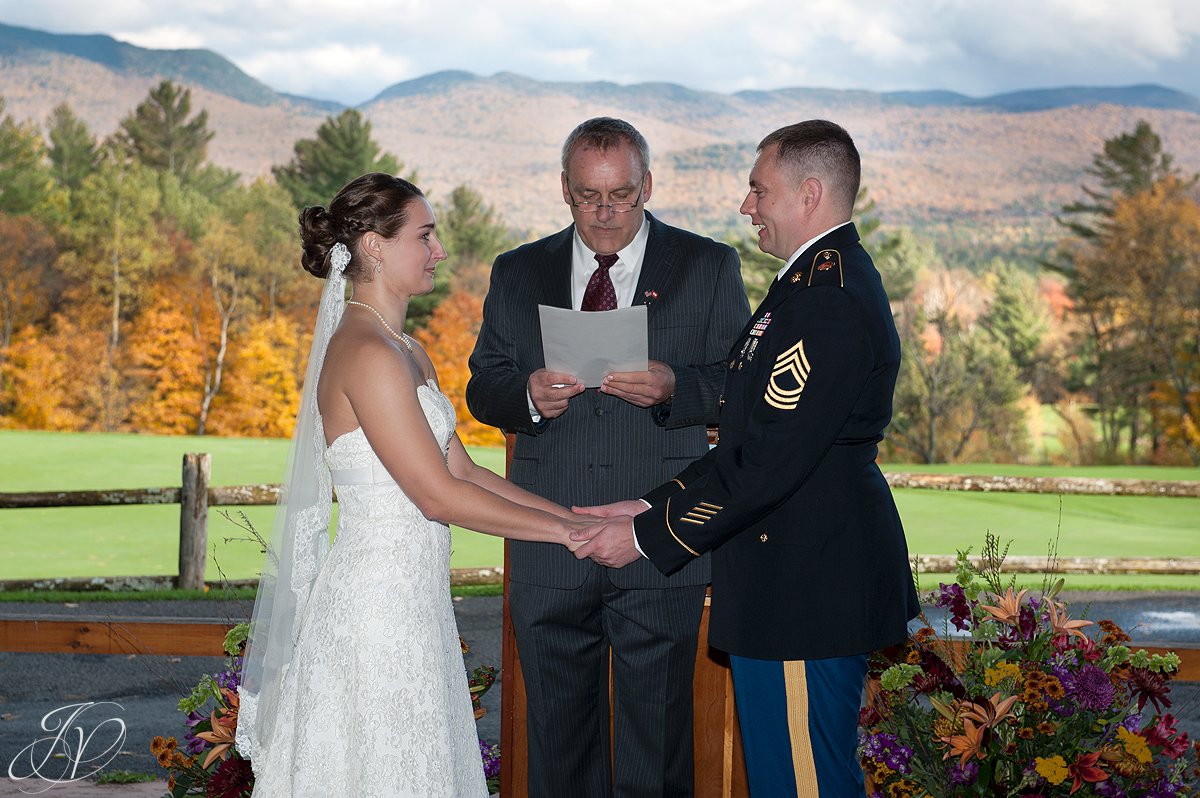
[948,760,979,786]
[1095,779,1129,797]
[478,739,501,780]
[185,710,205,728]
[1144,777,1181,798]
[860,732,912,775]
[1063,663,1115,712]
[936,583,972,631]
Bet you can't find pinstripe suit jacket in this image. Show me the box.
[466,212,750,589]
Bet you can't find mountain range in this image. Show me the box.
[3,20,1200,263]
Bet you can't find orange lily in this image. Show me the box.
[1068,751,1108,794]
[978,587,1028,627]
[962,692,1020,729]
[940,717,988,765]
[195,688,240,769]
[1047,599,1094,641]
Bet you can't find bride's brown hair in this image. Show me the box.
[298,172,425,279]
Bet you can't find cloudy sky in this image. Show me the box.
[5,0,1200,105]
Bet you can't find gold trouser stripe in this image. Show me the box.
[784,660,820,798]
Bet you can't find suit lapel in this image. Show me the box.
[633,213,678,314]
[537,226,575,309]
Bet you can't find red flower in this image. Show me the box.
[206,754,253,798]
[1067,751,1107,794]
[1126,667,1173,713]
[1144,713,1191,759]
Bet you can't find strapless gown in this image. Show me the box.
[249,380,487,797]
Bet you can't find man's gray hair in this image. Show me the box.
[561,117,651,178]
[758,120,861,215]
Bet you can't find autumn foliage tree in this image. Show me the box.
[415,290,503,447]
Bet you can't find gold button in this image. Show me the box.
[759,533,768,543]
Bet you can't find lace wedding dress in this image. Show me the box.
[249,380,488,797]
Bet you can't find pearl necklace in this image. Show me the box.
[346,300,414,352]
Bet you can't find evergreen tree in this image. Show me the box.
[273,109,407,210]
[114,80,236,191]
[979,260,1051,395]
[1057,120,1186,241]
[0,98,54,216]
[46,103,101,192]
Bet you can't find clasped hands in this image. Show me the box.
[529,360,675,419]
[562,500,648,569]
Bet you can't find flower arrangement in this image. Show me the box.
[859,535,1200,797]
[153,624,253,797]
[154,625,503,796]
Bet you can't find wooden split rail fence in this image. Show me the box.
[1,455,1198,658]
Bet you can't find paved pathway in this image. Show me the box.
[1,593,1197,796]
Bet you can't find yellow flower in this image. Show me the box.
[1035,755,1070,785]
[150,735,166,755]
[985,661,1021,686]
[1117,727,1153,764]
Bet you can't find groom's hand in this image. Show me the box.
[571,516,641,568]
[529,369,585,419]
[572,499,648,518]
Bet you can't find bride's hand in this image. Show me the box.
[561,514,606,552]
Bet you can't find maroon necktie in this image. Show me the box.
[581,253,619,311]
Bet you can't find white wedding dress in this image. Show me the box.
[249,380,488,797]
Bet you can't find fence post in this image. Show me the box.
[178,453,211,590]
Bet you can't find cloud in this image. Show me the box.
[4,0,1200,102]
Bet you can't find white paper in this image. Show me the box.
[538,304,648,387]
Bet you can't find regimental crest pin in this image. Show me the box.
[764,339,811,411]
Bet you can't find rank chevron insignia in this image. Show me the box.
[764,339,810,410]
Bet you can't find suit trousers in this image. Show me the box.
[510,569,707,798]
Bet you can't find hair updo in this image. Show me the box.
[298,172,425,280]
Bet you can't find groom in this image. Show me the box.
[467,117,749,797]
[573,120,920,796]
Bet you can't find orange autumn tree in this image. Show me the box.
[415,289,503,447]
[207,316,302,438]
[0,313,106,430]
[125,291,206,434]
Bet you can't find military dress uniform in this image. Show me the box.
[634,222,919,797]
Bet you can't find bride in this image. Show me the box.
[237,173,602,797]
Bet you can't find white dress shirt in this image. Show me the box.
[528,213,651,422]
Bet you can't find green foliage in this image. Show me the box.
[725,233,781,309]
[1056,119,1189,242]
[114,81,231,189]
[980,260,1051,394]
[890,306,1028,463]
[96,770,157,784]
[0,97,55,216]
[272,109,408,210]
[46,103,101,193]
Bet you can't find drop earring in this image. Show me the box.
[374,258,382,274]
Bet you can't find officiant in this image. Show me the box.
[466,116,749,797]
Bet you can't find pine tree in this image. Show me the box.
[0,97,54,216]
[47,103,101,192]
[273,109,408,210]
[114,80,236,191]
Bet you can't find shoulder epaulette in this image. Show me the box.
[806,248,844,288]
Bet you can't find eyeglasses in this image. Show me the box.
[567,177,646,214]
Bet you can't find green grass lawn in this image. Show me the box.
[1,430,1197,588]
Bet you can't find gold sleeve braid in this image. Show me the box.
[664,496,700,557]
